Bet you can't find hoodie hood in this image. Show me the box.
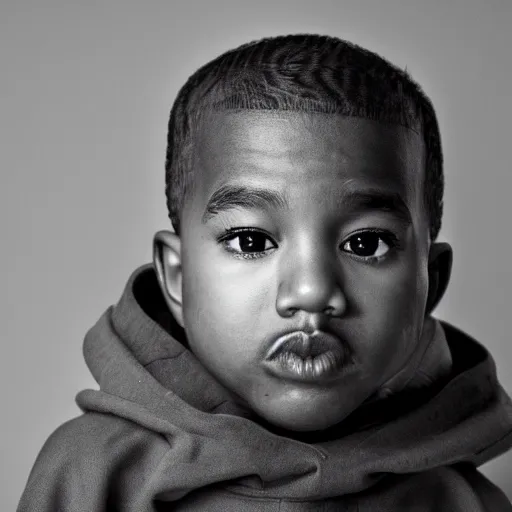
[76,263,512,502]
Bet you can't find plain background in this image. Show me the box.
[2,0,511,508]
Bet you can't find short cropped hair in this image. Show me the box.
[165,34,444,241]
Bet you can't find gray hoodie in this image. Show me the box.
[18,264,512,511]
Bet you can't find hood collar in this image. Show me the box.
[78,263,512,498]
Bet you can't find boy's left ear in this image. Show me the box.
[425,242,453,315]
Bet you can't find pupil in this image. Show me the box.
[351,233,378,256]
[240,234,264,252]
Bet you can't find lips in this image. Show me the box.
[263,330,352,383]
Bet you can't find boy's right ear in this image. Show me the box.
[152,230,184,327]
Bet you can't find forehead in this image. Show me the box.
[191,110,425,212]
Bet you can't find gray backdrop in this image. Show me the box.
[2,1,511,509]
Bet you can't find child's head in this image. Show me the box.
[153,34,453,432]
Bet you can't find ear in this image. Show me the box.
[425,242,453,315]
[153,229,184,327]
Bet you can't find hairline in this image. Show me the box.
[166,35,443,241]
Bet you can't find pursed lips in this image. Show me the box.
[262,330,354,383]
[265,330,346,361]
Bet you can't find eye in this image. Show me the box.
[341,231,397,261]
[222,229,277,258]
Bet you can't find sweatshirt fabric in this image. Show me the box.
[18,263,512,511]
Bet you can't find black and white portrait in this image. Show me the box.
[3,2,512,510]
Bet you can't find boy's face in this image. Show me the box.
[159,111,436,431]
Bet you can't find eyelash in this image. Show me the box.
[217,227,401,263]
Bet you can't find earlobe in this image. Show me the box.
[152,230,184,327]
[426,242,453,315]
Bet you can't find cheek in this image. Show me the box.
[352,253,429,361]
[385,258,428,315]
[183,230,276,311]
[354,254,427,309]
[180,239,273,358]
[183,255,269,317]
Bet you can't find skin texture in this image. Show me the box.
[154,111,452,432]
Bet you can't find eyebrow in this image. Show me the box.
[202,184,289,223]
[202,184,412,225]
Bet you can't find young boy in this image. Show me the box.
[18,34,512,511]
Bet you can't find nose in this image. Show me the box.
[275,248,347,318]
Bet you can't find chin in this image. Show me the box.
[252,393,355,432]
